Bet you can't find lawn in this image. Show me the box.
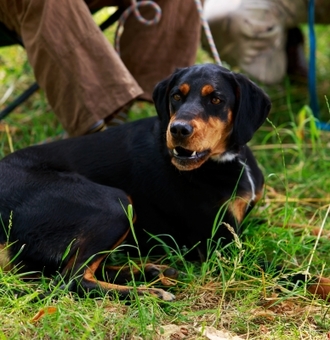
[0,11,330,339]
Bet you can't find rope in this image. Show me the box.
[115,0,222,67]
[194,0,222,66]
[115,0,162,55]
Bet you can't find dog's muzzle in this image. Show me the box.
[167,120,210,170]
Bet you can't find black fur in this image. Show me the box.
[0,64,271,298]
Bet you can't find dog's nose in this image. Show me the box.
[170,121,193,138]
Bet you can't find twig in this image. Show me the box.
[264,197,330,204]
[251,143,317,151]
[306,204,330,277]
[5,124,14,153]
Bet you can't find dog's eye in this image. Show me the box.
[211,97,221,105]
[173,94,181,101]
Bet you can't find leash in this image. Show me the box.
[194,0,222,66]
[115,0,162,55]
[114,0,223,67]
[197,0,329,131]
[308,0,330,131]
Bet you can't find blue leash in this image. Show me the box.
[308,0,330,130]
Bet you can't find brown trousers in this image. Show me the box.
[0,0,200,136]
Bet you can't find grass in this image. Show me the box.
[1,10,330,338]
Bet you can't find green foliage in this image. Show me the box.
[0,18,330,339]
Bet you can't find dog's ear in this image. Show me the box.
[152,76,171,122]
[153,68,187,124]
[231,72,271,145]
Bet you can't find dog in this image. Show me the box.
[0,64,271,301]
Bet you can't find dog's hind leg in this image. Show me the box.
[57,235,177,301]
[1,167,175,300]
[59,226,176,300]
[96,263,179,286]
[52,184,175,301]
[63,254,176,301]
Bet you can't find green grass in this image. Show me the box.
[1,14,330,339]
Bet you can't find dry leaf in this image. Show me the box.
[31,306,57,323]
[161,324,188,339]
[308,276,330,300]
[0,123,17,133]
[146,324,191,339]
[250,309,275,321]
[259,325,269,334]
[197,326,243,340]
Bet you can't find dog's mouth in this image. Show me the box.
[169,147,210,170]
[172,147,209,159]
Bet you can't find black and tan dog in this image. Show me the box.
[0,64,271,300]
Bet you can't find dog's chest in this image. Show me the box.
[132,159,246,226]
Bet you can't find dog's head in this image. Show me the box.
[153,64,271,171]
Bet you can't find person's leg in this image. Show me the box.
[118,0,200,101]
[0,0,143,136]
[203,0,308,85]
[285,27,308,82]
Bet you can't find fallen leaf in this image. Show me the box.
[197,326,244,340]
[259,325,269,334]
[147,324,191,339]
[308,276,330,300]
[31,306,57,323]
[250,309,275,321]
[0,123,17,133]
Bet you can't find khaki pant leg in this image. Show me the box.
[119,0,200,101]
[0,0,143,136]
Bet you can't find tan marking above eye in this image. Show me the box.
[211,97,221,105]
[179,83,190,96]
[201,84,214,96]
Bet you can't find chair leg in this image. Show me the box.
[0,82,39,120]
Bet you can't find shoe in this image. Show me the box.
[105,101,133,127]
[86,121,107,134]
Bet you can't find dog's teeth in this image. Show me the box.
[173,149,179,156]
[191,151,197,157]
